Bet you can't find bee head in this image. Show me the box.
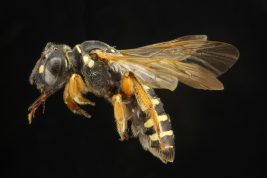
[29,42,72,94]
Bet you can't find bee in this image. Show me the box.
[28,35,239,163]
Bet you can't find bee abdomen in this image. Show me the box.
[138,133,175,163]
[130,106,175,163]
[144,106,175,150]
[143,87,175,149]
[131,85,175,163]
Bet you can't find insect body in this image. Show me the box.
[28,35,239,163]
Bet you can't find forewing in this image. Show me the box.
[119,37,239,77]
[93,51,220,90]
[92,35,239,90]
[115,57,224,90]
[130,35,207,48]
[116,60,178,90]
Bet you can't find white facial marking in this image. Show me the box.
[39,65,44,73]
[111,49,115,53]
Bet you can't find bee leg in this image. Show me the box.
[121,71,134,98]
[63,74,93,118]
[68,74,95,106]
[72,93,95,106]
[112,94,130,140]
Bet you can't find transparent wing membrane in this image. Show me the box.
[92,35,238,90]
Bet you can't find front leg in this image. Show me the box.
[64,73,95,118]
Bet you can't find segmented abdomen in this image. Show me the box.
[130,85,175,163]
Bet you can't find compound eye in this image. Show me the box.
[44,57,62,86]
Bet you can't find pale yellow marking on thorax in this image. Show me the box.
[83,54,95,68]
[88,60,95,68]
[39,65,44,73]
[65,59,68,68]
[83,55,90,64]
[75,45,82,53]
[144,119,154,128]
[160,130,173,138]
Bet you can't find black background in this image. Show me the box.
[2,0,266,177]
